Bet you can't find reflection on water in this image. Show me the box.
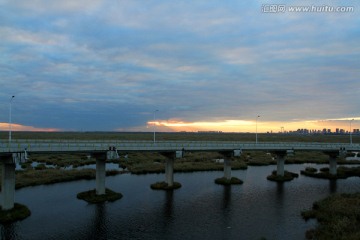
[84,204,108,240]
[329,179,337,193]
[1,164,360,240]
[164,191,174,219]
[222,185,231,209]
[1,222,17,240]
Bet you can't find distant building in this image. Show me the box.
[198,131,223,134]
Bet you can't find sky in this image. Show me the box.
[0,0,359,133]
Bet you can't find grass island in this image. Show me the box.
[301,166,360,180]
[0,203,31,224]
[77,188,123,204]
[302,193,360,240]
[267,170,299,182]
[214,177,243,185]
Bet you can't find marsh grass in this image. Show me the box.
[0,203,31,224]
[2,169,123,190]
[29,153,97,168]
[301,193,360,240]
[125,152,247,174]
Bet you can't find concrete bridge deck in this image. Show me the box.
[1,139,359,154]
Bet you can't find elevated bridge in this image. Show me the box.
[1,139,359,210]
[1,139,358,153]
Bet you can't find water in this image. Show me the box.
[1,164,360,240]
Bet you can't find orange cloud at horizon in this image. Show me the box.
[0,122,60,132]
[147,118,360,133]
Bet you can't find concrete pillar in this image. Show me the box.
[96,159,106,195]
[1,155,16,210]
[165,159,174,187]
[329,155,337,176]
[219,151,236,180]
[324,151,338,176]
[224,159,231,180]
[275,152,286,177]
[93,153,107,195]
[160,150,183,187]
[277,156,285,177]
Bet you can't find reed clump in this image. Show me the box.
[301,193,360,240]
[11,169,123,190]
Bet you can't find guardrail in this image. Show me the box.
[1,139,359,153]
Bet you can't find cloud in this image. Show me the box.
[0,0,359,132]
[0,122,60,132]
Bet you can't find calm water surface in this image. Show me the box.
[1,164,360,240]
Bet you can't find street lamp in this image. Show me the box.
[256,115,260,144]
[350,118,354,145]
[9,95,15,143]
[153,110,159,143]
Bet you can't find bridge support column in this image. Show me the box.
[274,151,287,177]
[77,151,123,203]
[215,150,243,185]
[93,153,107,195]
[224,159,231,180]
[165,159,174,187]
[1,154,15,210]
[219,151,235,180]
[152,151,183,190]
[324,151,338,176]
[165,150,183,186]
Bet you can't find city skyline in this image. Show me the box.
[1,1,359,133]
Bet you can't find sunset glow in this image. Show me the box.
[0,122,60,132]
[147,118,360,133]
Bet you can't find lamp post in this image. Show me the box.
[153,110,159,143]
[350,119,354,145]
[9,95,15,143]
[256,115,260,144]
